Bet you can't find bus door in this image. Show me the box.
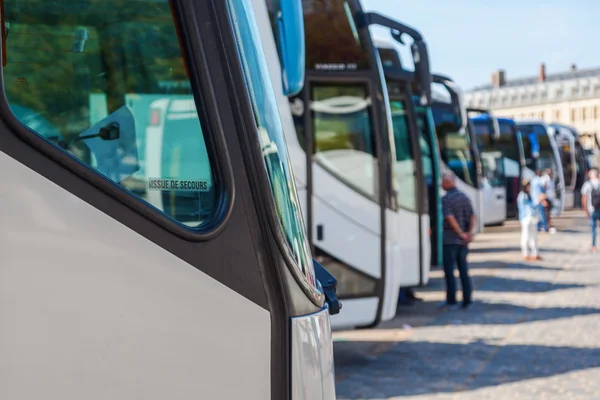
[468,110,507,226]
[0,0,340,399]
[553,126,577,209]
[377,41,434,284]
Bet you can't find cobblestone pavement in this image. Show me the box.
[333,211,600,399]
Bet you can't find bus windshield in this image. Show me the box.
[497,120,521,163]
[518,123,555,170]
[432,103,477,187]
[302,0,371,71]
[471,119,494,152]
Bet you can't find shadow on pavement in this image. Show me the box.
[424,302,600,326]
[335,341,600,399]
[393,299,600,327]
[469,261,563,271]
[420,274,586,294]
[471,246,578,255]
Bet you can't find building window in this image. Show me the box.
[571,109,577,122]
[594,106,599,120]
[583,86,590,96]
[595,85,600,95]
[583,108,587,122]
[521,94,527,103]
[511,95,517,104]
[540,111,545,120]
[556,89,563,98]
[554,110,560,121]
[541,91,548,101]
[572,87,579,96]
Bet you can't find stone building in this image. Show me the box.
[463,63,600,147]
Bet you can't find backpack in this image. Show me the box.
[591,185,600,210]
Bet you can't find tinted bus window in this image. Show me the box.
[3,0,218,228]
[311,84,378,198]
[472,120,493,151]
[518,124,554,170]
[432,104,476,187]
[303,0,371,71]
[497,121,520,163]
[390,101,417,212]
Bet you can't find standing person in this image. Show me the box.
[530,169,549,232]
[440,171,476,310]
[541,168,557,234]
[517,179,541,261]
[581,168,600,253]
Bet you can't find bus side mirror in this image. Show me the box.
[313,258,342,315]
[412,40,432,105]
[274,0,305,97]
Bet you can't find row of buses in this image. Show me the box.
[4,0,600,398]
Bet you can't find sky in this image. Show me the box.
[362,0,600,91]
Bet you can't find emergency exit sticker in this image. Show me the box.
[148,178,209,192]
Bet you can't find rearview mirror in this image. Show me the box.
[411,40,432,105]
[273,0,305,97]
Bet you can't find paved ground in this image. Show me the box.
[333,210,600,399]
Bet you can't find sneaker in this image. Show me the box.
[548,227,557,234]
[461,303,473,310]
[592,247,597,253]
[534,255,542,261]
[437,301,458,309]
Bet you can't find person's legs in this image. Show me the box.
[537,204,548,231]
[456,245,472,306]
[591,211,600,249]
[520,219,530,258]
[528,219,540,258]
[442,245,458,305]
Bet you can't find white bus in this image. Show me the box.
[261,0,432,330]
[516,120,566,216]
[430,75,485,233]
[0,1,338,399]
[468,110,508,226]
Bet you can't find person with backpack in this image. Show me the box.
[581,167,600,253]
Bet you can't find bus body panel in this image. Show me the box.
[0,152,271,400]
[291,308,336,400]
[330,298,378,330]
[386,208,420,288]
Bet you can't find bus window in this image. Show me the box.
[3,0,218,228]
[311,84,378,199]
[390,101,417,212]
[303,0,371,71]
[432,106,476,186]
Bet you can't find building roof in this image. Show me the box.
[468,66,600,92]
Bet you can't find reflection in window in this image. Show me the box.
[389,101,417,212]
[311,85,378,198]
[3,0,217,227]
[228,0,318,292]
